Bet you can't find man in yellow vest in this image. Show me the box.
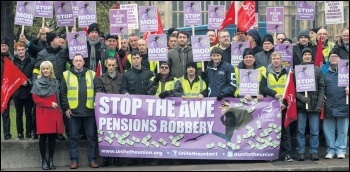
[259,52,292,162]
[178,61,207,100]
[60,54,99,169]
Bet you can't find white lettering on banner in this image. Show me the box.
[208,18,223,22]
[140,19,157,25]
[185,14,201,18]
[57,14,73,19]
[69,46,87,51]
[149,48,167,54]
[297,8,314,13]
[339,74,349,79]
[16,12,33,19]
[36,6,52,10]
[232,55,243,61]
[296,79,315,84]
[240,83,258,88]
[193,49,210,54]
[159,120,214,134]
[178,101,215,118]
[98,117,157,132]
[99,97,142,115]
[146,99,176,117]
[78,15,96,20]
[113,14,124,18]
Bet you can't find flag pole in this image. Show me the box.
[347,86,349,105]
[21,25,25,35]
[42,17,45,28]
[305,91,309,109]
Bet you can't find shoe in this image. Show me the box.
[325,154,334,159]
[337,154,345,159]
[48,158,55,169]
[297,153,305,161]
[100,158,110,167]
[311,153,319,161]
[57,134,65,141]
[17,134,24,140]
[89,161,99,168]
[31,132,38,139]
[70,162,78,169]
[42,159,50,170]
[147,159,158,166]
[284,155,293,162]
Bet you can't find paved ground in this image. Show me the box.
[2,156,348,171]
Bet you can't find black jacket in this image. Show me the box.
[12,53,35,99]
[120,66,154,95]
[85,40,106,70]
[292,42,317,69]
[95,71,123,94]
[27,38,47,58]
[333,37,349,60]
[255,48,274,68]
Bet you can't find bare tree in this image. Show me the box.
[1,1,15,53]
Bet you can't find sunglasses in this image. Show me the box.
[161,66,169,69]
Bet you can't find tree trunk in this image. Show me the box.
[1,2,15,54]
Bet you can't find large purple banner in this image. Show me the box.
[15,1,36,26]
[274,44,293,72]
[239,69,259,96]
[77,1,97,28]
[184,1,202,26]
[296,1,315,20]
[295,64,316,92]
[338,59,349,87]
[266,7,284,33]
[191,35,211,62]
[54,1,74,27]
[35,1,53,18]
[139,6,158,33]
[148,34,168,61]
[109,9,128,35]
[208,5,225,30]
[67,31,88,59]
[231,42,250,67]
[95,94,281,160]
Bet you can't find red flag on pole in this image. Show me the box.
[83,27,88,36]
[283,70,298,128]
[314,38,324,67]
[218,1,237,31]
[115,2,119,9]
[143,9,164,41]
[236,1,256,33]
[1,57,28,115]
[95,60,102,77]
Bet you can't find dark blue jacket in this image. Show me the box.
[206,60,236,97]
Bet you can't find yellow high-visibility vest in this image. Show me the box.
[63,70,95,109]
[178,76,206,97]
[266,72,287,96]
[149,76,178,96]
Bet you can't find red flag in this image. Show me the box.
[236,1,256,33]
[95,60,102,77]
[314,38,323,67]
[320,103,325,119]
[218,1,237,31]
[213,34,219,45]
[1,57,27,115]
[83,27,88,36]
[115,2,119,9]
[283,70,297,128]
[143,9,164,41]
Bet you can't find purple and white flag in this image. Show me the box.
[191,35,211,62]
[120,4,139,29]
[266,7,284,33]
[208,5,225,30]
[239,69,259,96]
[148,34,168,61]
[338,59,349,87]
[77,1,97,28]
[231,42,250,67]
[274,44,293,72]
[139,6,158,33]
[15,1,36,26]
[109,9,128,35]
[296,1,315,20]
[184,1,202,26]
[54,1,74,27]
[35,1,53,18]
[295,64,316,92]
[67,31,88,59]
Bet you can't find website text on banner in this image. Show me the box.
[95,94,281,160]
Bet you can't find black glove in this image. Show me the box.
[300,96,310,103]
[200,72,207,80]
[159,91,169,99]
[154,73,161,83]
[217,92,224,101]
[220,116,225,125]
[117,48,126,58]
[314,107,322,113]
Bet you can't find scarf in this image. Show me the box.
[31,77,59,97]
[87,38,100,71]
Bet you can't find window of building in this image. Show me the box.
[259,2,268,6]
[276,2,284,6]
[226,1,232,10]
[258,15,266,22]
[291,1,297,6]
[172,1,177,11]
[172,13,178,28]
[291,16,297,40]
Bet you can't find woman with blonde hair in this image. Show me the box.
[31,61,64,170]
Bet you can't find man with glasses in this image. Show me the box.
[210,30,232,64]
[317,28,335,63]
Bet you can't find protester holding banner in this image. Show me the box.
[259,51,292,162]
[282,38,293,45]
[12,42,36,140]
[103,34,127,74]
[322,49,349,159]
[234,48,266,100]
[168,31,202,78]
[95,58,123,167]
[333,28,349,59]
[126,39,157,73]
[255,34,275,68]
[84,23,107,72]
[210,30,232,64]
[292,29,317,69]
[203,47,236,100]
[19,27,51,58]
[31,60,64,170]
[317,29,335,63]
[246,29,262,55]
[60,54,100,169]
[295,48,325,161]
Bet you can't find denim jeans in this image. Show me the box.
[2,100,12,139]
[69,116,97,163]
[296,112,320,154]
[323,116,349,155]
[13,98,33,136]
